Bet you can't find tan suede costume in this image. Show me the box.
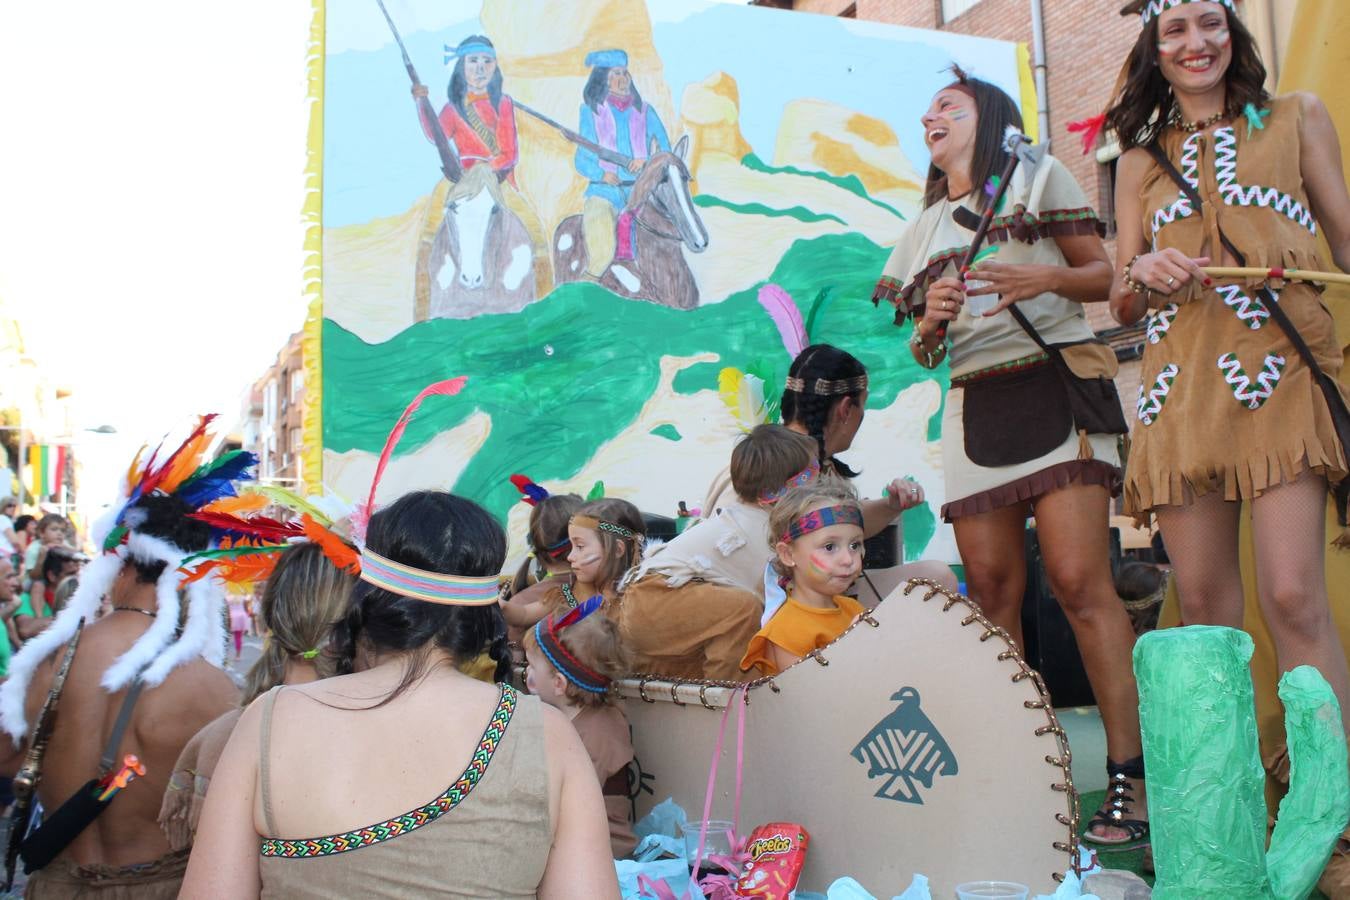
[1125,96,1348,514]
[256,685,551,898]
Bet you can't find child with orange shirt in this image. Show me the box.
[741,479,866,676]
[524,596,638,858]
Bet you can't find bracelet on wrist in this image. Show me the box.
[1122,254,1149,294]
[909,327,948,370]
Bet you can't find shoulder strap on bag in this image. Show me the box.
[98,676,147,777]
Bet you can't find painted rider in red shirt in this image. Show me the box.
[413,35,518,184]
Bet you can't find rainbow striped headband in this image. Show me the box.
[782,505,865,542]
[570,514,635,539]
[758,459,821,505]
[358,547,501,606]
[1139,0,1235,25]
[533,597,610,694]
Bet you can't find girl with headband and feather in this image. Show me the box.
[523,597,636,858]
[183,380,618,898]
[0,415,253,897]
[498,475,582,646]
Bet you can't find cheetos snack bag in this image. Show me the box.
[735,823,809,898]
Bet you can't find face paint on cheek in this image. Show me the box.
[948,109,969,121]
[807,553,832,577]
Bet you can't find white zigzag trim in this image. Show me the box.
[1137,364,1180,425]
[1217,352,1286,409]
[1146,304,1179,344]
[1151,133,1202,240]
[1213,128,1317,234]
[1214,284,1271,330]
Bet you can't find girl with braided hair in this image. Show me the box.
[779,344,957,592]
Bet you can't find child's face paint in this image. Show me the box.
[565,525,604,584]
[778,507,865,604]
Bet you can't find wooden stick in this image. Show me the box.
[1202,266,1350,286]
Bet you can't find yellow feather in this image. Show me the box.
[201,494,271,516]
[243,485,333,527]
[124,444,148,491]
[717,367,767,432]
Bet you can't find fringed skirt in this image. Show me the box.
[940,382,1122,522]
[1124,279,1348,514]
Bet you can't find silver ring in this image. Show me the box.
[1166,276,1176,287]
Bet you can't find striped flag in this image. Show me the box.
[27,445,57,499]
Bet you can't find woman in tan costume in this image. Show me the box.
[875,68,1147,846]
[181,492,617,898]
[1106,0,1350,734]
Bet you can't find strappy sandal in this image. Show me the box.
[1082,756,1150,850]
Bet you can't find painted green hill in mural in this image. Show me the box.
[323,230,943,558]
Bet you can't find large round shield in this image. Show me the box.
[617,578,1079,896]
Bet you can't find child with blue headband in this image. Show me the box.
[524,597,636,858]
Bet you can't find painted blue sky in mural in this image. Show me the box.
[323,0,1022,228]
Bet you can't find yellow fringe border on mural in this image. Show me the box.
[300,0,325,497]
[1016,42,1040,145]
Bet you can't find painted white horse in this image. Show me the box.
[426,164,535,319]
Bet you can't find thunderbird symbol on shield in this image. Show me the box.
[850,687,958,804]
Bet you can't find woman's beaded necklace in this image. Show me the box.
[1171,110,1226,133]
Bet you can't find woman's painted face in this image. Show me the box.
[920,88,978,176]
[464,53,496,92]
[1155,3,1232,94]
[565,524,604,585]
[607,66,632,96]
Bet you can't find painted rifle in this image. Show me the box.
[374,0,463,183]
[513,102,635,170]
[4,620,85,891]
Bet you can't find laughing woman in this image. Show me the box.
[1106,0,1350,731]
[873,67,1148,847]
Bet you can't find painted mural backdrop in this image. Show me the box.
[314,0,1033,561]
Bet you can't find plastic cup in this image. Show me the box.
[954,882,1030,900]
[963,281,1001,317]
[681,819,734,867]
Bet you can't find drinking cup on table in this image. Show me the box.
[954,881,1030,900]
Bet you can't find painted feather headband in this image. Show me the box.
[533,595,611,694]
[351,378,501,606]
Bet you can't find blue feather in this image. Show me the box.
[176,451,259,508]
[556,594,604,630]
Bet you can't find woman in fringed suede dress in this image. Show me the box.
[1107,0,1350,728]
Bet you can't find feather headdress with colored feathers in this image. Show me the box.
[1,415,258,741]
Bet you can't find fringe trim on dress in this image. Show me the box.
[942,459,1123,522]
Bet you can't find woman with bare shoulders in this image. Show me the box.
[182,491,617,898]
[1106,0,1350,733]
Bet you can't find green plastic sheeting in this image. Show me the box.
[1134,625,1348,900]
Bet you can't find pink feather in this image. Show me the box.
[757,284,808,358]
[353,377,469,544]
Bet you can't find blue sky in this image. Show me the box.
[323,0,1023,227]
